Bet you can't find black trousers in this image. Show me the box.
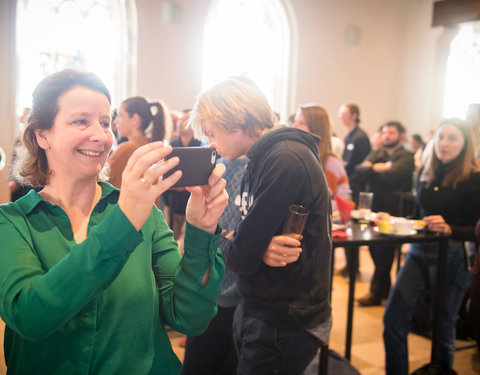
[233,303,319,375]
[182,305,237,375]
[368,243,396,297]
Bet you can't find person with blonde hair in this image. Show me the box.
[383,118,480,374]
[0,69,228,374]
[191,78,332,374]
[293,104,349,211]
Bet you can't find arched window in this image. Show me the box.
[202,0,296,119]
[16,0,137,115]
[443,22,480,118]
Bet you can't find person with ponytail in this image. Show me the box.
[108,96,166,188]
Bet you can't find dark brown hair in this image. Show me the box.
[421,117,479,188]
[121,97,165,142]
[380,121,406,134]
[346,104,360,124]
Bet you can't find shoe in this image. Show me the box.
[339,266,349,278]
[357,292,382,306]
[338,266,360,279]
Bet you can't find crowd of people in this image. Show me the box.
[1,68,480,375]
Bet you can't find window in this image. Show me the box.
[202,0,296,119]
[16,0,137,115]
[443,22,480,118]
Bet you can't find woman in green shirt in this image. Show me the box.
[0,69,227,375]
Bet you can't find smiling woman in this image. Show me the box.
[18,70,112,188]
[35,86,113,188]
[0,69,228,375]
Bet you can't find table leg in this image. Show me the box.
[345,246,358,361]
[395,244,402,275]
[430,238,448,363]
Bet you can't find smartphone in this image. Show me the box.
[164,147,217,187]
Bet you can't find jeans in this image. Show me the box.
[369,243,396,297]
[233,303,319,375]
[383,241,472,375]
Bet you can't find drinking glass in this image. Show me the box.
[282,204,309,235]
[358,192,373,220]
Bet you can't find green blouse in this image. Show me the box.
[0,182,224,375]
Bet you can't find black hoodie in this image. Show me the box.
[221,126,332,330]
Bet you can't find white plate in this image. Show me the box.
[350,210,360,219]
[351,210,377,222]
[374,227,417,237]
[332,223,346,231]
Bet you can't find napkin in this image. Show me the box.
[332,230,350,238]
[335,195,355,224]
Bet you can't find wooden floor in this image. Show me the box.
[0,246,478,374]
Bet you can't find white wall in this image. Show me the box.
[291,0,407,138]
[135,0,210,111]
[134,0,443,140]
[0,0,453,202]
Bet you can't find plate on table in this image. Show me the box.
[350,210,360,220]
[332,223,346,231]
[373,227,417,237]
[351,210,377,222]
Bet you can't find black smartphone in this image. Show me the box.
[164,147,217,187]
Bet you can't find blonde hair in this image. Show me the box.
[190,78,274,140]
[299,104,333,169]
[420,118,479,188]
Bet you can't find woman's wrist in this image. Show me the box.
[187,220,217,235]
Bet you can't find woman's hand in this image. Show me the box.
[185,163,228,234]
[423,215,452,235]
[118,142,182,230]
[263,235,302,267]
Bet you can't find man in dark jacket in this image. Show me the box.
[190,78,332,374]
[352,121,414,306]
[339,103,371,277]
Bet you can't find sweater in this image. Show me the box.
[221,126,332,330]
[415,165,480,241]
